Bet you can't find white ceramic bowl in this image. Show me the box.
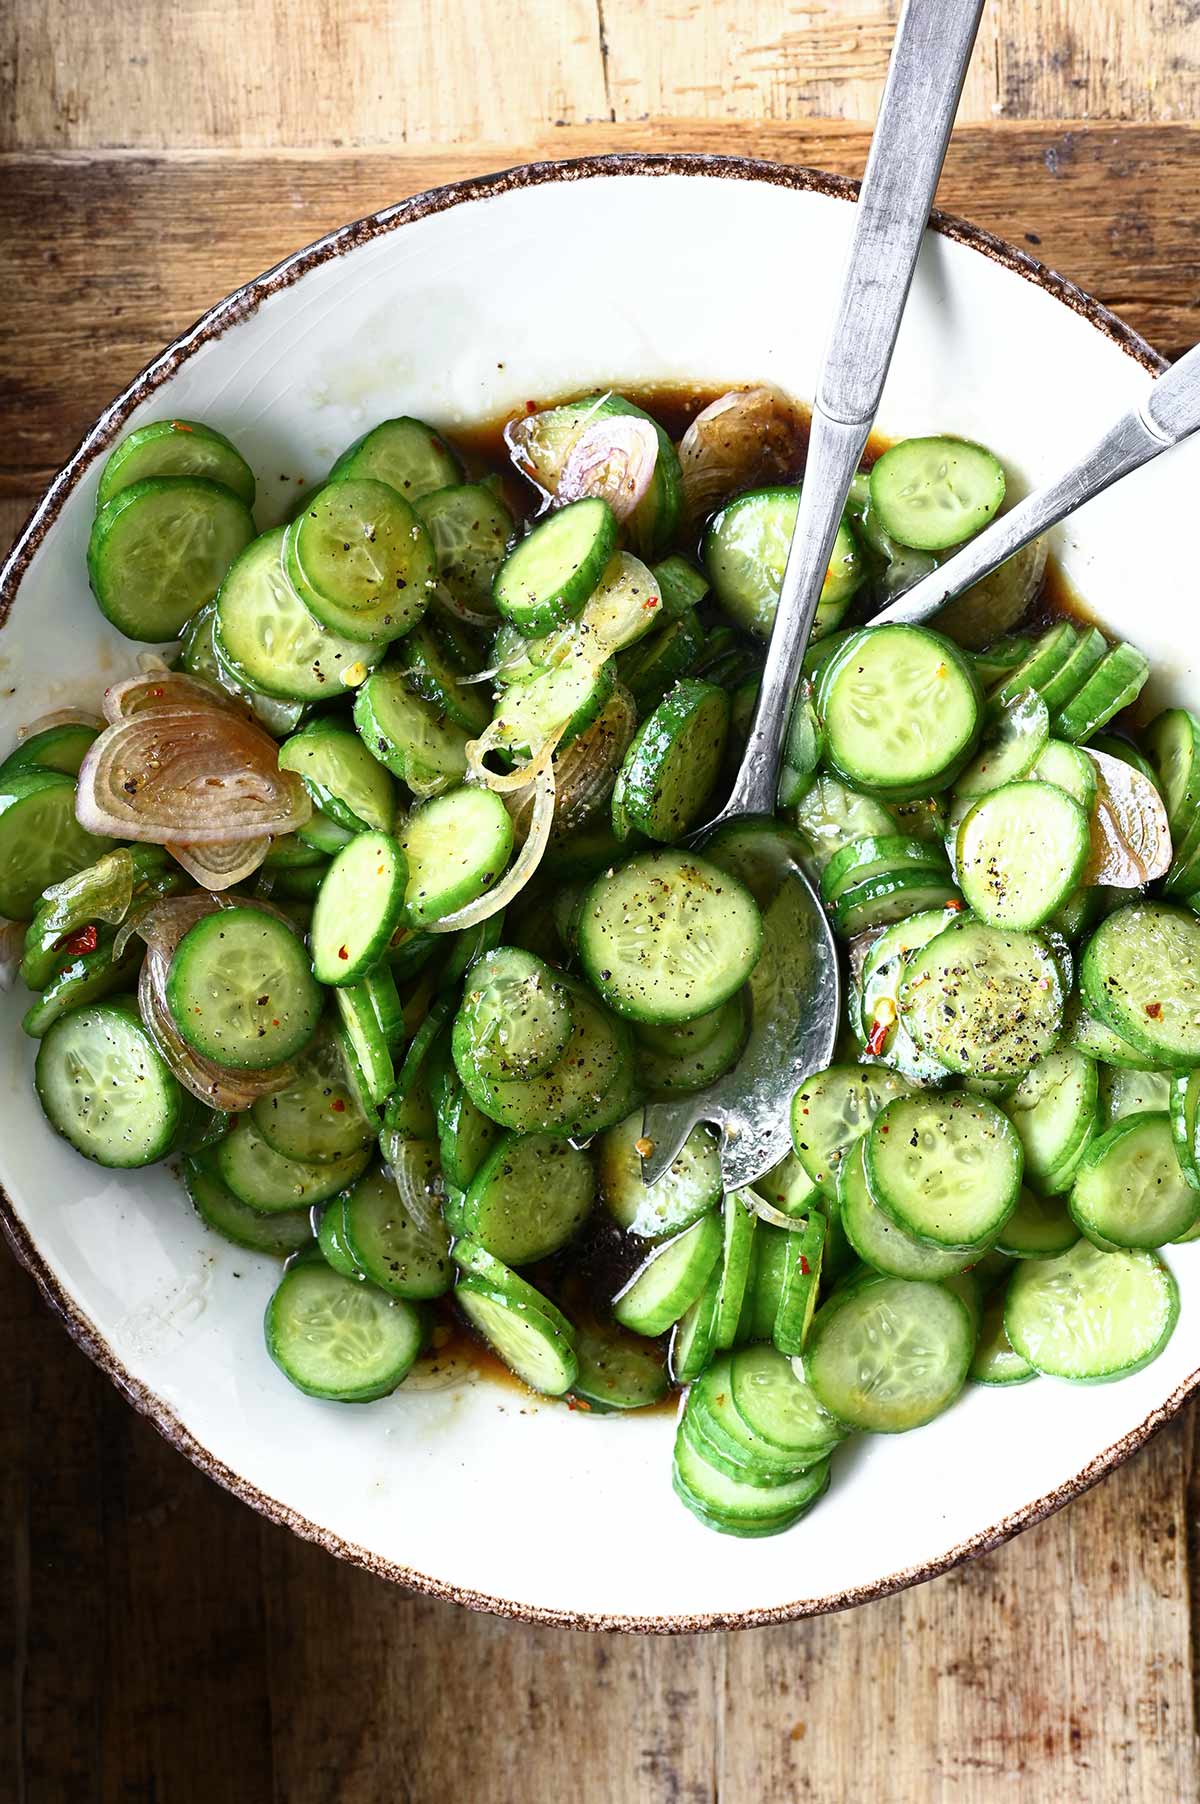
[3,156,1199,1631]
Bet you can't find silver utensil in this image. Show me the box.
[639,0,986,1189]
[873,340,1200,628]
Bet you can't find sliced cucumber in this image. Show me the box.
[460,1131,594,1265]
[435,1076,502,1192]
[21,940,142,1040]
[316,1197,362,1278]
[0,770,114,921]
[1102,1065,1174,1125]
[792,774,898,871]
[217,1121,371,1212]
[970,1286,1036,1385]
[789,1063,914,1199]
[1069,1113,1200,1249]
[611,680,729,844]
[455,1276,577,1395]
[637,990,749,1095]
[866,1090,1023,1247]
[311,831,408,985]
[613,1211,723,1337]
[354,666,470,795]
[1145,706,1200,834]
[491,655,614,763]
[0,720,98,782]
[1004,1048,1099,1193]
[251,1029,374,1163]
[771,1211,826,1356]
[839,1139,976,1279]
[598,1112,722,1239]
[1053,642,1150,743]
[341,1158,451,1299]
[727,1344,845,1461]
[35,997,182,1167]
[265,1257,426,1401]
[617,611,706,713]
[98,418,255,508]
[818,625,980,798]
[868,436,1005,552]
[956,780,1090,930]
[285,478,434,643]
[214,527,378,702]
[453,945,572,1084]
[330,415,461,502]
[713,1192,758,1351]
[1029,737,1099,809]
[703,486,863,641]
[995,1186,1080,1260]
[898,916,1064,1078]
[1004,1240,1178,1380]
[673,1432,829,1532]
[399,786,513,927]
[333,982,394,1108]
[493,498,616,634]
[185,1152,314,1257]
[454,977,635,1136]
[579,848,762,1025]
[669,1265,722,1384]
[805,1270,974,1431]
[416,481,512,615]
[278,721,396,834]
[1081,904,1200,1070]
[952,690,1049,801]
[88,476,254,641]
[1170,1071,1200,1188]
[166,905,321,1071]
[571,1321,669,1411]
[1061,993,1157,1070]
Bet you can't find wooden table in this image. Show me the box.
[3,4,1200,1798]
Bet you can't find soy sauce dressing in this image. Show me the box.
[427,384,1094,1402]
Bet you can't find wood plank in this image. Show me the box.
[3,0,1197,150]
[1,120,1198,506]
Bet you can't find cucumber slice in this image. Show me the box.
[818,625,981,798]
[1069,1113,1200,1249]
[316,1197,362,1278]
[455,977,635,1136]
[713,1192,758,1350]
[857,904,964,1084]
[1081,904,1200,1071]
[680,1390,818,1487]
[98,418,256,508]
[571,1321,669,1411]
[991,621,1078,707]
[35,997,182,1167]
[1145,706,1200,834]
[185,1152,314,1258]
[727,1344,844,1460]
[1036,625,1108,716]
[166,906,321,1072]
[617,611,707,712]
[1053,642,1150,743]
[792,775,900,870]
[333,983,394,1107]
[416,481,512,615]
[952,690,1050,800]
[611,680,729,844]
[651,553,709,619]
[1102,1065,1174,1125]
[839,1139,977,1280]
[898,916,1064,1078]
[703,486,863,641]
[820,834,947,908]
[669,1265,722,1384]
[0,770,114,921]
[284,479,434,644]
[1029,737,1099,809]
[398,621,490,736]
[789,1063,914,1198]
[613,1210,723,1336]
[251,1030,374,1163]
[330,415,461,500]
[265,1257,426,1401]
[0,720,98,781]
[1003,1048,1099,1193]
[399,786,513,927]
[21,940,142,1040]
[1061,993,1156,1070]
[453,946,572,1084]
[492,656,614,763]
[217,1121,371,1212]
[450,1237,573,1334]
[492,498,616,634]
[341,1158,451,1299]
[970,1286,1036,1385]
[868,437,1005,551]
[88,476,255,641]
[833,869,961,937]
[995,1186,1080,1259]
[354,666,470,794]
[805,1269,974,1431]
[1004,1240,1178,1380]
[637,990,749,1095]
[579,848,762,1025]
[214,527,378,702]
[278,722,396,834]
[674,1424,830,1524]
[177,601,307,736]
[756,1149,819,1220]
[311,831,408,985]
[1170,1071,1200,1188]
[435,1078,501,1191]
[599,1112,722,1238]
[866,1090,1023,1247]
[460,1131,594,1265]
[772,1211,826,1356]
[455,1276,578,1395]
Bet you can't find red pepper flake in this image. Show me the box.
[337,945,349,961]
[56,924,98,956]
[330,1099,346,1113]
[800,1255,811,1275]
[944,899,964,913]
[565,1395,592,1412]
[171,420,194,432]
[525,399,537,413]
[643,594,659,610]
[1146,1001,1163,1019]
[865,1017,889,1057]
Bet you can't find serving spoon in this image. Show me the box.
[639,0,986,1189]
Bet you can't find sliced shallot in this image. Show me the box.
[103,668,248,724]
[168,836,271,889]
[1084,748,1172,886]
[556,416,658,522]
[0,918,24,992]
[678,385,807,521]
[14,706,104,740]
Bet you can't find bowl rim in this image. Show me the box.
[0,150,1181,1634]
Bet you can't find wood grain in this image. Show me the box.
[3,0,1198,149]
[3,119,1200,504]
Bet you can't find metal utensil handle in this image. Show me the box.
[725,0,985,818]
[874,339,1200,629]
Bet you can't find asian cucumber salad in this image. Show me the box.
[4,385,1197,1539]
